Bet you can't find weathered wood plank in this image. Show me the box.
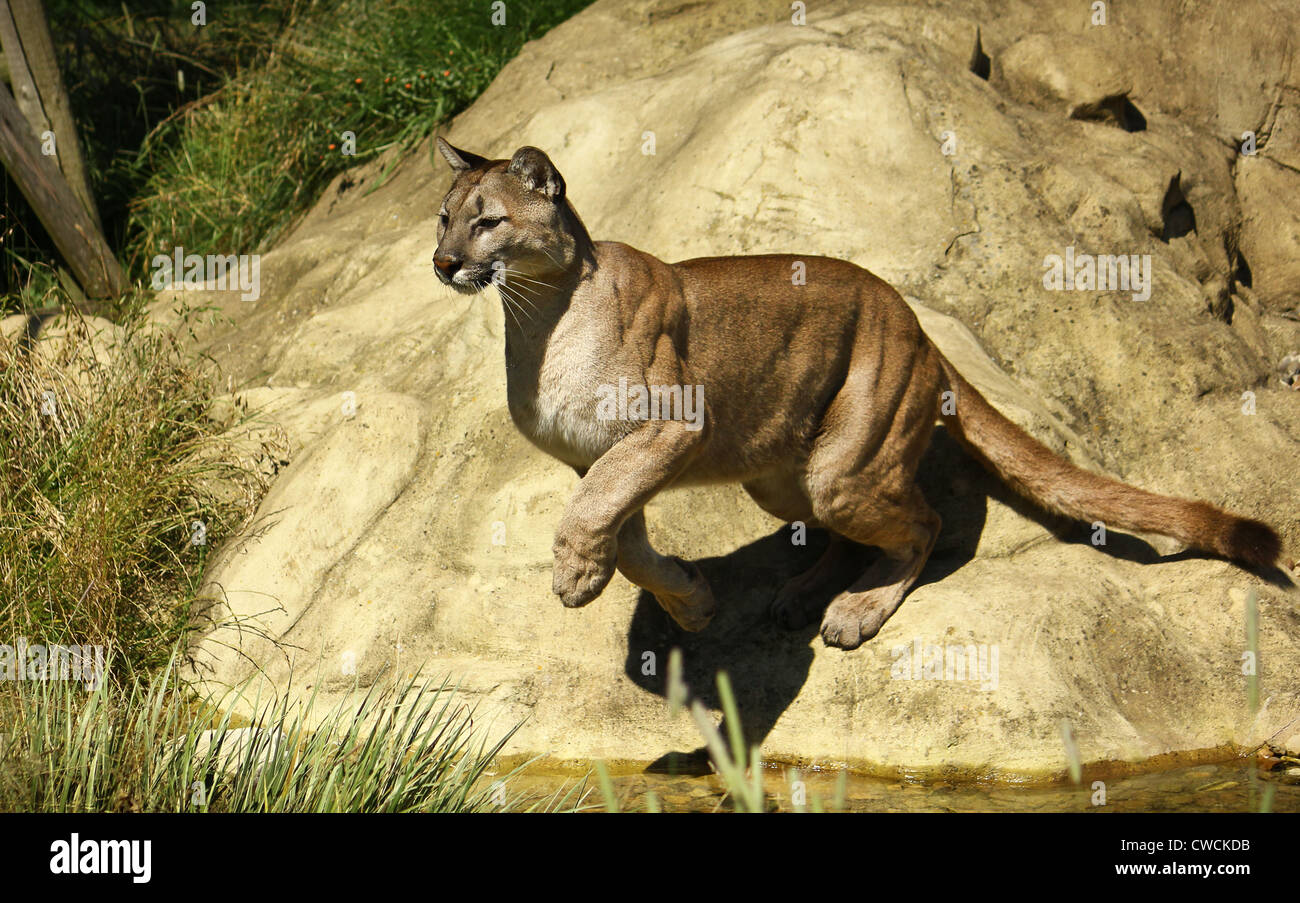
[5,0,103,233]
[0,79,124,298]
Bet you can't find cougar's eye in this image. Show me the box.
[438,212,448,225]
[476,216,505,230]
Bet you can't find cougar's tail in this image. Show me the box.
[935,354,1281,569]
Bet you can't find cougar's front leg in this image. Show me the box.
[616,510,716,631]
[552,418,706,611]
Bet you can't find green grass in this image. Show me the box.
[125,0,591,274]
[0,299,265,677]
[0,658,586,813]
[0,303,587,811]
[2,1,596,655]
[0,258,68,315]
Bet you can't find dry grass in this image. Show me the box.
[0,301,267,676]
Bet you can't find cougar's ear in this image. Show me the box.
[507,146,565,200]
[436,137,489,172]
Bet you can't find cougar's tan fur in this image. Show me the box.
[432,138,1282,650]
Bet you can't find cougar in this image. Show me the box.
[431,137,1283,650]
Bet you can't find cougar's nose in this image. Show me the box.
[433,254,461,279]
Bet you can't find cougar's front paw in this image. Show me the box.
[552,529,617,608]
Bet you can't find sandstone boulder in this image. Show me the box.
[168,0,1300,779]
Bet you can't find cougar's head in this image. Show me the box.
[432,137,578,295]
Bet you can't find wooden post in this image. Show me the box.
[1,0,103,233]
[0,79,124,298]
[0,3,46,135]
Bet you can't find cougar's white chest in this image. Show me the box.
[504,308,622,468]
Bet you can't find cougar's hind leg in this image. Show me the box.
[803,332,944,649]
[768,534,868,630]
[811,485,941,649]
[743,473,863,629]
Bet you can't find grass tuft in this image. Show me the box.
[0,299,267,676]
[0,658,575,813]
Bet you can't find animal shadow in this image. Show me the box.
[620,422,1294,773]
[621,425,988,773]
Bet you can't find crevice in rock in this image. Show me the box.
[1071,94,1147,132]
[1159,175,1197,241]
[969,27,991,80]
[1233,251,1253,289]
[1110,96,1147,132]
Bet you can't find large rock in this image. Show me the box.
[168,0,1300,779]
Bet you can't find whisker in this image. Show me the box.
[498,275,545,315]
[502,266,552,283]
[496,283,535,327]
[502,270,556,293]
[510,295,541,320]
[502,296,524,330]
[491,281,525,329]
[504,286,541,315]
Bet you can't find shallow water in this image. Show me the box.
[508,759,1300,812]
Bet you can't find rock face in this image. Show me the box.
[169,0,1300,779]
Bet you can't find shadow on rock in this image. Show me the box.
[623,425,990,773]
[619,422,1291,774]
[622,526,823,775]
